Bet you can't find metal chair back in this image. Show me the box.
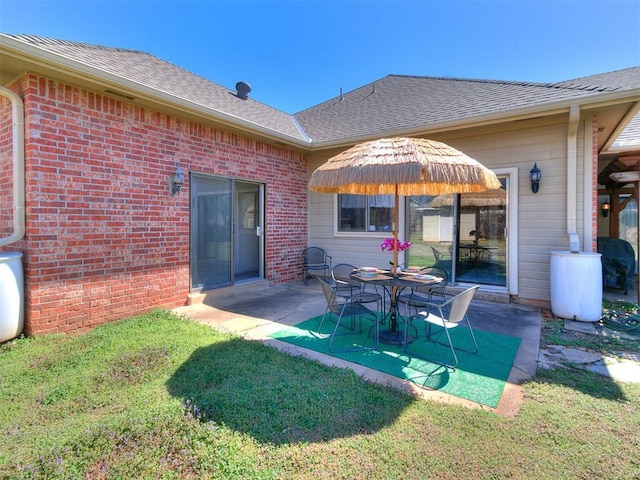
[302,247,332,284]
[317,278,379,353]
[442,285,477,324]
[404,285,479,368]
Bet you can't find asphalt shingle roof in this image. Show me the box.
[7,34,309,142]
[293,71,640,143]
[5,34,640,148]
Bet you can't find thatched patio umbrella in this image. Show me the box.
[309,137,502,275]
[431,188,506,208]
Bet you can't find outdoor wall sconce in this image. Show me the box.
[169,166,185,197]
[529,163,542,193]
[601,200,610,217]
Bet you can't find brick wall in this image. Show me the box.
[4,74,308,335]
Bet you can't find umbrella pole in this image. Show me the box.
[390,187,399,334]
[393,186,399,276]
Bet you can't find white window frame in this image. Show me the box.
[333,194,405,238]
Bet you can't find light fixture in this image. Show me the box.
[169,166,185,197]
[529,163,541,194]
[601,200,610,217]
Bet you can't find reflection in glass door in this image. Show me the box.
[191,174,264,291]
[406,176,508,288]
[235,182,263,282]
[456,182,507,286]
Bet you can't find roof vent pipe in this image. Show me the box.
[0,86,25,247]
[235,81,251,100]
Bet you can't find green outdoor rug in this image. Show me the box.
[269,314,521,408]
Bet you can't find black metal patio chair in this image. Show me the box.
[397,266,449,318]
[317,278,379,353]
[302,247,332,285]
[332,263,383,312]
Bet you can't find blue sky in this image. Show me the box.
[1,0,639,113]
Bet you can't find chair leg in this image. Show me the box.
[403,315,412,349]
[319,310,358,335]
[423,317,478,365]
[328,302,379,353]
[403,312,418,339]
[440,323,459,367]
[424,321,432,340]
[402,313,421,351]
[462,317,479,354]
[329,314,378,353]
[317,306,331,332]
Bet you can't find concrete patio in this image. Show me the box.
[174,280,542,416]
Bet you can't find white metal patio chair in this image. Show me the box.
[317,278,379,353]
[403,285,479,368]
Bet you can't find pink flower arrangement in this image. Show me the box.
[380,238,411,252]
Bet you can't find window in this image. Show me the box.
[337,194,395,232]
[239,192,257,229]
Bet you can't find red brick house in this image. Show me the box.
[1,34,639,337]
[1,35,310,335]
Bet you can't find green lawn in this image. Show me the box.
[1,309,639,479]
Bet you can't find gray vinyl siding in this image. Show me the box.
[307,114,588,304]
[439,115,586,302]
[307,178,407,270]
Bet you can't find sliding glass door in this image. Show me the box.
[406,174,509,289]
[191,174,264,291]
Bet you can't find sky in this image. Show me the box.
[1,0,639,114]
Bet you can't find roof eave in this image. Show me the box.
[0,34,313,149]
[3,34,639,153]
[307,89,640,151]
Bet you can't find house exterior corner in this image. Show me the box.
[0,74,308,335]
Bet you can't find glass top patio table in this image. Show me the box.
[350,268,444,345]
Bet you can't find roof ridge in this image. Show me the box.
[387,73,622,93]
[563,65,640,82]
[293,74,569,115]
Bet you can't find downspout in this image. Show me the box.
[567,105,580,253]
[0,86,25,246]
[582,114,595,252]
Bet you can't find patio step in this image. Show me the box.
[187,279,271,305]
[445,286,510,304]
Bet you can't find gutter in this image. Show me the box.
[0,86,25,247]
[306,88,640,150]
[0,34,313,149]
[3,34,640,153]
[567,105,580,252]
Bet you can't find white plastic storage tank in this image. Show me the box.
[550,251,602,322]
[0,252,24,342]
